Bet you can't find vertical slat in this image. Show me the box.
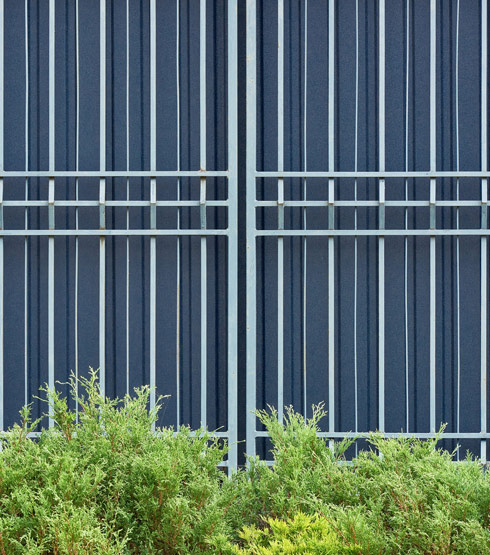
[378,0,385,432]
[328,0,335,439]
[126,0,130,396]
[429,0,437,433]
[404,0,410,432]
[302,0,308,419]
[481,0,488,463]
[99,0,106,399]
[0,184,2,432]
[354,0,359,441]
[277,0,284,423]
[176,0,181,429]
[75,0,80,419]
[0,0,3,431]
[24,0,29,407]
[199,0,207,428]
[149,0,157,419]
[246,0,257,459]
[48,0,55,425]
[455,0,461,452]
[227,0,239,472]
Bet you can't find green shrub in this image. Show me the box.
[2,375,490,554]
[223,404,358,535]
[231,512,361,554]
[335,433,490,553]
[0,370,229,554]
[224,406,490,554]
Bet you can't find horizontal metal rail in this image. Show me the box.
[255,200,489,207]
[1,169,487,179]
[255,229,490,237]
[0,229,229,236]
[0,171,229,178]
[0,430,231,439]
[255,171,490,178]
[2,200,229,207]
[6,200,485,209]
[255,431,490,439]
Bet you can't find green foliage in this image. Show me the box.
[0,369,229,554]
[231,512,361,554]
[334,433,490,554]
[2,378,490,554]
[223,404,358,533]
[223,407,490,554]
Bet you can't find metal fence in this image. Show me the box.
[0,0,489,472]
[246,0,490,463]
[0,0,237,469]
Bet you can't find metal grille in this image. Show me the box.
[1,0,489,472]
[0,0,237,470]
[246,0,489,462]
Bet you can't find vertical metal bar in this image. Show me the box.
[200,0,207,428]
[0,182,3,431]
[227,0,239,472]
[24,0,29,407]
[328,0,335,439]
[354,0,359,447]
[99,0,106,399]
[277,0,284,423]
[48,0,55,425]
[126,0,130,396]
[75,0,80,420]
[176,0,181,429]
[404,0,410,433]
[0,0,3,431]
[378,0,385,432]
[481,0,488,463]
[302,0,308,420]
[429,0,437,433]
[246,0,257,459]
[455,0,461,454]
[149,0,157,420]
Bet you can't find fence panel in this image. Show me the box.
[0,0,238,470]
[246,0,489,462]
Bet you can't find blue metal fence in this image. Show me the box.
[0,0,488,471]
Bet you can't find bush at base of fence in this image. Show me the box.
[0,373,490,553]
